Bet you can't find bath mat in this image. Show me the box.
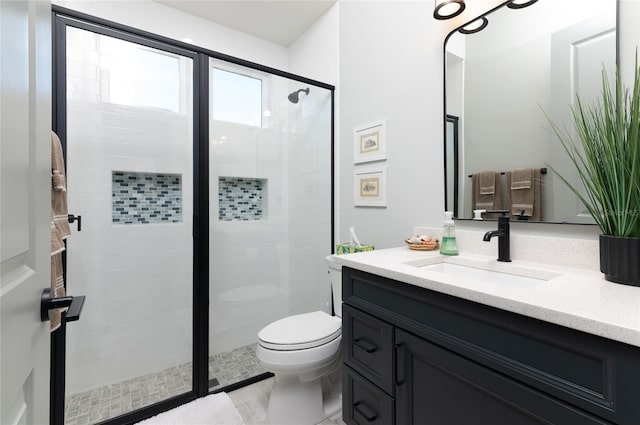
[136,393,244,425]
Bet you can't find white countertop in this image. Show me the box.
[330,247,640,348]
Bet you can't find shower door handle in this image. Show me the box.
[68,214,82,231]
[65,295,85,322]
[40,288,85,322]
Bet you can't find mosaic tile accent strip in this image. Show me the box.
[112,171,182,225]
[218,177,265,221]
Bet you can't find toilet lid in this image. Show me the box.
[258,311,342,351]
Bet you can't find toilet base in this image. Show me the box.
[265,370,342,425]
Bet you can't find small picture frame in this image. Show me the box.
[354,166,387,207]
[354,119,387,164]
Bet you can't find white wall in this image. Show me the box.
[289,4,340,245]
[289,4,339,86]
[338,0,463,249]
[52,0,289,71]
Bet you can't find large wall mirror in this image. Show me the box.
[444,0,617,223]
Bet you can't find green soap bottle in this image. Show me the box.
[440,211,459,256]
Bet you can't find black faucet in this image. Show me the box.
[483,215,511,262]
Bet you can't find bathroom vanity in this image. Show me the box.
[333,248,640,425]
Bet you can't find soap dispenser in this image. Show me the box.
[440,211,459,256]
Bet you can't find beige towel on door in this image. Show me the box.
[509,168,542,221]
[50,254,66,331]
[51,131,70,331]
[472,172,504,219]
[52,131,70,241]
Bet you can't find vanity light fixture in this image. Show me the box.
[507,0,539,9]
[434,0,465,20]
[459,17,489,34]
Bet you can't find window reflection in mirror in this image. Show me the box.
[444,0,616,224]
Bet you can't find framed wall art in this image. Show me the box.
[354,166,387,207]
[353,119,387,164]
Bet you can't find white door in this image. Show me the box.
[549,10,617,223]
[1,1,52,424]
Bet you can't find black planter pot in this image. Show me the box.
[599,234,640,286]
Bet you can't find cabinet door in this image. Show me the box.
[343,366,394,425]
[343,304,394,394]
[394,329,611,425]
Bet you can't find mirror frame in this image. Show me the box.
[442,0,619,224]
[444,114,459,216]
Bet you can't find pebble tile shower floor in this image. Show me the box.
[64,344,266,425]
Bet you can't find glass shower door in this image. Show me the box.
[62,24,194,425]
[207,58,333,390]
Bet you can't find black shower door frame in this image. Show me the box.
[51,6,335,425]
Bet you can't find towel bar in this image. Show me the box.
[468,167,547,178]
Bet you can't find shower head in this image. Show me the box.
[288,88,310,104]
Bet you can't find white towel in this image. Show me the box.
[136,393,244,425]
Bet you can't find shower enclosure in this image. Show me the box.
[54,8,333,425]
[208,59,333,389]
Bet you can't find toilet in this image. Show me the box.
[256,258,343,425]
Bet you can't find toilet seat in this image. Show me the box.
[258,311,342,351]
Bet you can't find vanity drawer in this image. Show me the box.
[343,304,394,395]
[343,365,394,425]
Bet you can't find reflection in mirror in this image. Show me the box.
[445,115,459,215]
[444,0,617,223]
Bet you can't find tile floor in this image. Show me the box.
[208,344,267,391]
[64,344,267,425]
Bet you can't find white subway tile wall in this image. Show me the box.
[64,26,194,397]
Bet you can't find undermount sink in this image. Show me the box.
[421,262,547,287]
[404,255,562,287]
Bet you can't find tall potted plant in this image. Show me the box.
[547,58,640,286]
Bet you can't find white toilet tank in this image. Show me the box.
[327,256,342,318]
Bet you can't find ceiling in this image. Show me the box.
[154,1,337,46]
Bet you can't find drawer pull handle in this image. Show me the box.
[395,343,406,385]
[354,401,378,422]
[354,338,377,353]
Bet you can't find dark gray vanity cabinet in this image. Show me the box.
[341,266,640,425]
